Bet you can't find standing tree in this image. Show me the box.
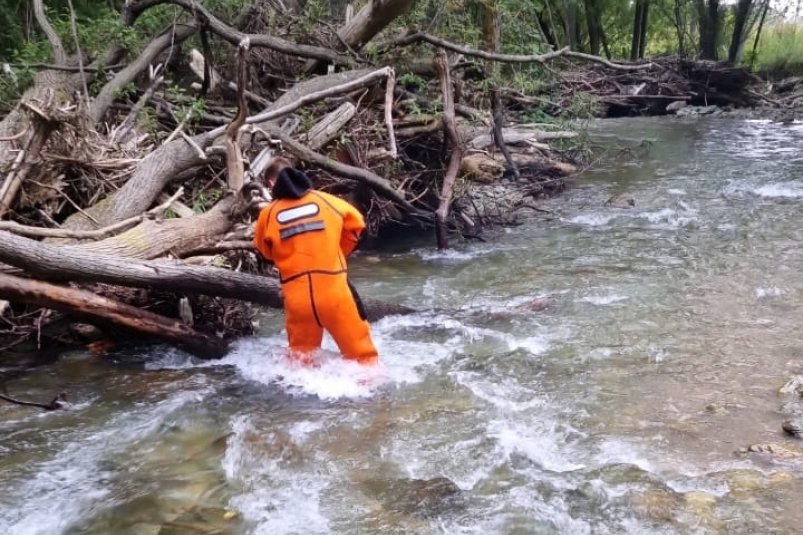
[727,0,754,64]
[630,0,650,60]
[696,0,720,60]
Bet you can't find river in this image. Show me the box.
[2,117,803,534]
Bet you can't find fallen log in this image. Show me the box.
[0,272,228,358]
[0,231,413,321]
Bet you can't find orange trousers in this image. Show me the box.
[281,272,378,365]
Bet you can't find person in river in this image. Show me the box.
[252,157,379,366]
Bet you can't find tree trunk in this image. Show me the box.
[0,272,228,359]
[638,0,650,58]
[727,0,753,64]
[564,0,580,50]
[585,0,602,55]
[697,0,720,60]
[750,0,770,67]
[674,0,687,57]
[631,0,645,60]
[536,9,560,49]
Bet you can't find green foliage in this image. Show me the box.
[748,22,803,75]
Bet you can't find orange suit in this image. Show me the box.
[253,176,379,365]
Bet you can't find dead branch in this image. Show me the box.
[111,72,165,143]
[384,69,399,159]
[490,88,519,179]
[32,0,67,66]
[338,0,418,50]
[224,39,250,192]
[0,188,184,240]
[0,272,228,358]
[210,68,396,136]
[263,126,428,217]
[306,103,357,150]
[130,0,353,65]
[0,113,58,219]
[390,31,653,70]
[90,25,197,124]
[434,50,462,250]
[0,392,66,411]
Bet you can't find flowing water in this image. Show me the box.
[4,117,803,534]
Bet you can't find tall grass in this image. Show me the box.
[748,22,803,75]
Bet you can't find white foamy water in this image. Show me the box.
[223,416,332,535]
[0,388,210,535]
[567,213,621,227]
[581,294,630,306]
[148,313,460,401]
[752,182,803,198]
[755,286,785,298]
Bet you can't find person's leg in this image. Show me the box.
[312,273,379,365]
[282,276,324,361]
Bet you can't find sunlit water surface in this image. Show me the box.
[4,118,803,534]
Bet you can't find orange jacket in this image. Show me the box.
[253,190,366,282]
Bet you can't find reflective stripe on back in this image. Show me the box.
[276,202,320,224]
[279,220,325,240]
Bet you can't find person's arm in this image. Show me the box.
[252,204,274,262]
[340,202,366,257]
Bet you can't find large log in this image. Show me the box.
[0,272,227,359]
[0,231,413,321]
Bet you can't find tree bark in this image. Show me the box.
[434,51,461,250]
[638,0,650,59]
[0,231,413,321]
[585,0,603,56]
[337,0,418,50]
[727,0,753,64]
[697,0,720,60]
[631,0,646,60]
[0,272,228,358]
[750,0,770,67]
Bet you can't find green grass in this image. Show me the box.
[747,22,803,76]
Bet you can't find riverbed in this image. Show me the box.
[3,117,803,534]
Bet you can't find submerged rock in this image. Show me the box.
[361,476,464,518]
[778,376,803,396]
[782,419,803,438]
[676,105,721,117]
[604,193,635,208]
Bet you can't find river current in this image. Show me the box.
[3,117,803,534]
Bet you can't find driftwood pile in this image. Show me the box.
[0,0,650,363]
[552,57,769,117]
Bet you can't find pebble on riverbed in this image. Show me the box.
[782,419,803,438]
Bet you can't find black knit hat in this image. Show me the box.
[271,167,312,199]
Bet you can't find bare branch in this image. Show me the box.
[384,69,398,159]
[390,31,654,70]
[434,50,462,250]
[65,0,90,108]
[90,25,197,124]
[129,0,354,65]
[32,0,67,66]
[0,188,184,240]
[208,68,394,138]
[263,126,430,218]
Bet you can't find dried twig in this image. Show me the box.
[384,69,398,159]
[0,188,184,240]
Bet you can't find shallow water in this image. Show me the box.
[4,117,803,534]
